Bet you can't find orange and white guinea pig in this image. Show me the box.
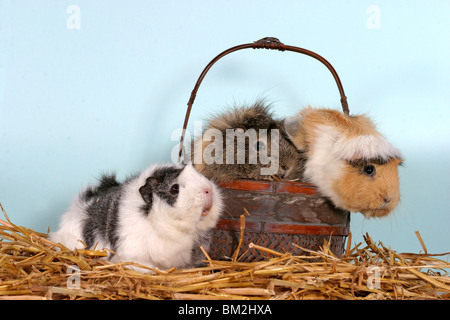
[284,107,403,218]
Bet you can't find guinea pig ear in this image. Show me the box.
[283,115,301,141]
[139,177,160,207]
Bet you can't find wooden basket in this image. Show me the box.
[179,37,351,261]
[211,179,350,261]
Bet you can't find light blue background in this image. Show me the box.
[1,1,449,255]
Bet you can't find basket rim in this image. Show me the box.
[216,218,350,236]
[219,179,319,196]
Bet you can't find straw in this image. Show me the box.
[0,202,449,300]
[231,215,246,262]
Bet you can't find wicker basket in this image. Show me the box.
[178,37,351,261]
[211,180,350,261]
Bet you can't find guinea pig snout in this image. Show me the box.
[200,187,213,216]
[381,197,392,208]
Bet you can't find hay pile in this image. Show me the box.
[0,204,449,300]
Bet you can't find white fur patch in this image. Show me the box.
[49,190,89,250]
[303,125,345,205]
[332,134,402,161]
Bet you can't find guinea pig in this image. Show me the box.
[284,107,403,218]
[49,163,223,272]
[189,101,304,183]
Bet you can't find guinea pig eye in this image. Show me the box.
[254,141,266,151]
[169,184,179,195]
[363,165,376,177]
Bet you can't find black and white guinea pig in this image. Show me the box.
[49,163,223,272]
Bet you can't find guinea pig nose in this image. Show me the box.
[204,186,212,196]
[201,187,213,216]
[279,165,288,178]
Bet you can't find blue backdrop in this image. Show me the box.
[1,0,449,254]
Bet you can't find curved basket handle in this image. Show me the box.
[178,37,349,161]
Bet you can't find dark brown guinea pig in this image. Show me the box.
[189,101,304,183]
